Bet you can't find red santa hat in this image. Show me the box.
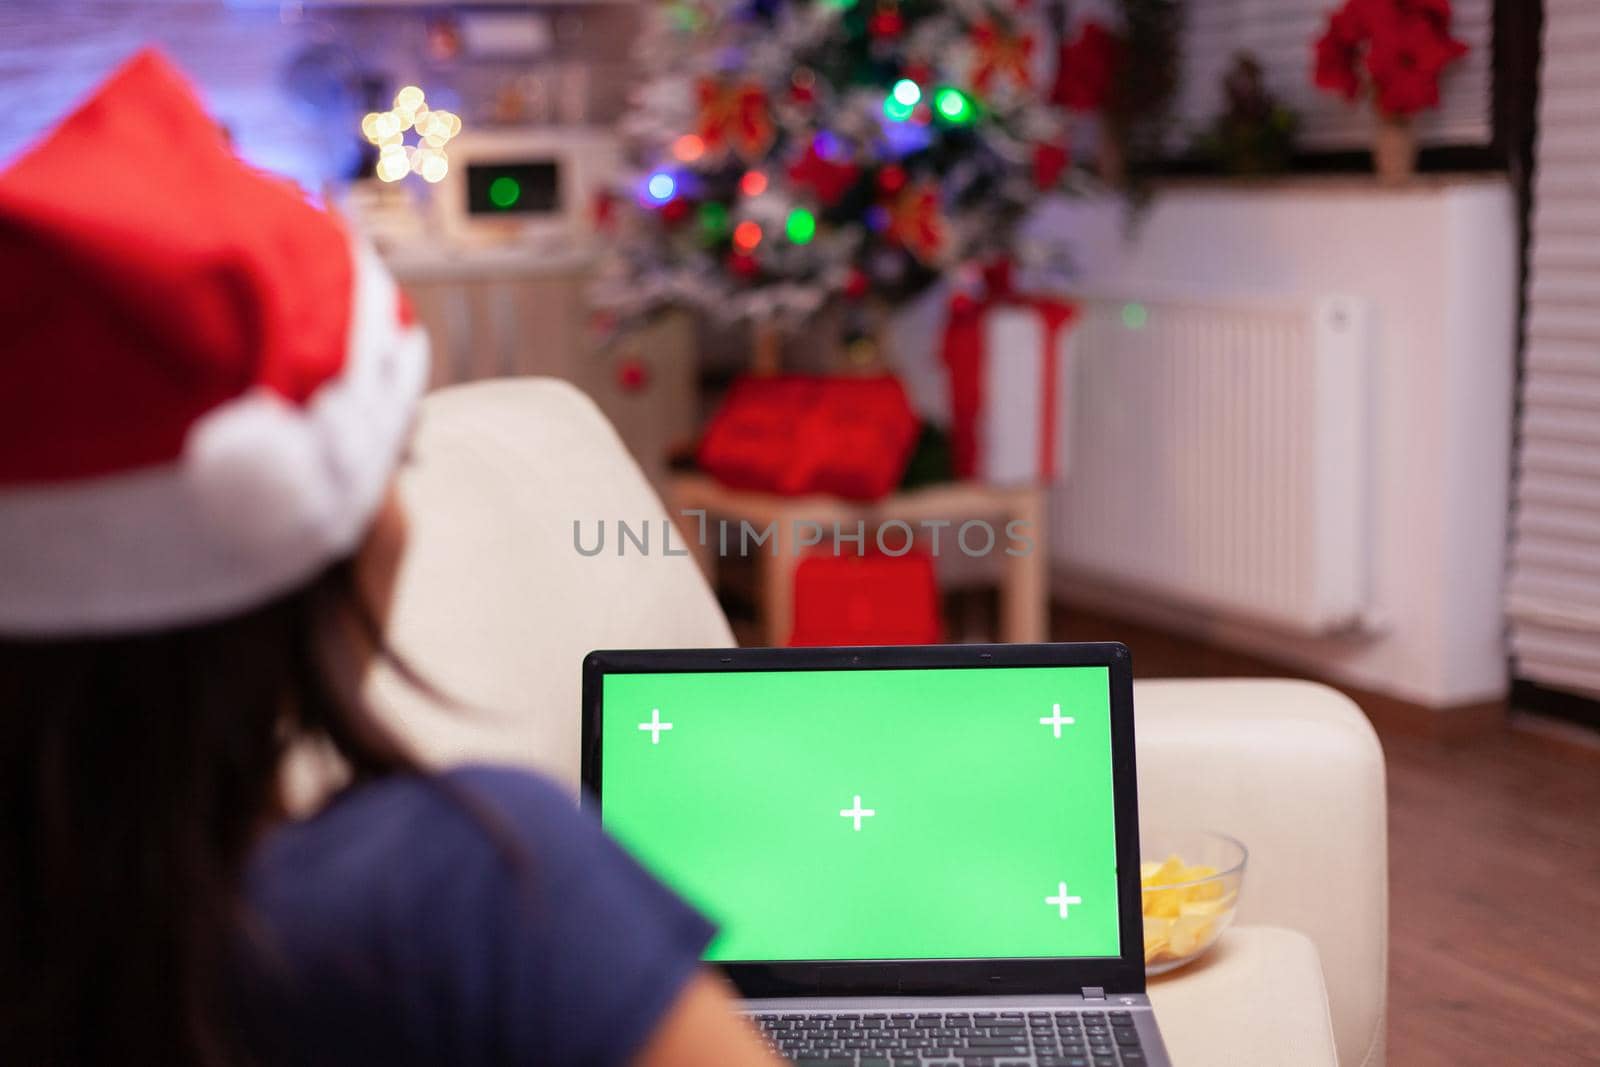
[0,51,430,636]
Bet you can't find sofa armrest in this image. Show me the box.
[1135,678,1387,1067]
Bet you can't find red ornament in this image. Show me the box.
[903,61,934,85]
[728,250,761,278]
[842,267,871,299]
[876,164,907,194]
[616,357,651,393]
[1031,141,1069,190]
[1051,21,1122,113]
[660,197,692,223]
[791,68,818,105]
[787,141,860,206]
[869,6,904,39]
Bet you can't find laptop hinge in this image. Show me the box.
[1081,987,1106,1001]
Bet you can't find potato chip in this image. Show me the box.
[1140,850,1238,969]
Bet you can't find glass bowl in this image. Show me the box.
[1139,829,1247,975]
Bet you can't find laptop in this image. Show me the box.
[581,642,1172,1067]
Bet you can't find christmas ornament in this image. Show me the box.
[695,77,775,160]
[970,19,1035,95]
[787,139,861,206]
[884,181,945,263]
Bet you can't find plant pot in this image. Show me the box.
[1372,113,1417,185]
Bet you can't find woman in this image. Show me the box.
[0,52,779,1067]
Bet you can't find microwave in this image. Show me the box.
[433,127,620,249]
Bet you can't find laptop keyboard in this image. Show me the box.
[750,1009,1148,1066]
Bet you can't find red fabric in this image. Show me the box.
[939,281,1076,480]
[696,375,921,501]
[0,50,355,485]
[789,550,943,646]
[1051,21,1122,113]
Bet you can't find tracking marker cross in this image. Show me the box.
[639,708,673,744]
[1039,703,1076,738]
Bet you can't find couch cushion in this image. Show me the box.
[1136,678,1387,1067]
[1149,925,1338,1067]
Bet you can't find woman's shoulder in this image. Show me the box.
[249,765,589,915]
[239,765,715,1065]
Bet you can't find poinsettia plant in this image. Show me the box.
[1312,0,1469,117]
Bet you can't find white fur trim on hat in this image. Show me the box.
[0,239,429,636]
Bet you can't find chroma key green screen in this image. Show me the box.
[599,666,1122,962]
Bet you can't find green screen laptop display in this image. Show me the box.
[599,665,1122,963]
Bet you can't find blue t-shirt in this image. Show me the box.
[234,766,715,1066]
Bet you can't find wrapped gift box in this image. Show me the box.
[696,374,920,500]
[977,300,1077,486]
[788,550,943,646]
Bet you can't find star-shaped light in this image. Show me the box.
[361,86,462,184]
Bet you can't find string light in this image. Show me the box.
[699,201,729,239]
[739,170,768,197]
[785,208,817,244]
[932,86,975,125]
[672,134,706,162]
[1122,302,1150,330]
[891,79,921,107]
[362,86,461,183]
[733,220,763,250]
[646,172,677,202]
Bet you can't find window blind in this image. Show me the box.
[1169,0,1495,152]
[1506,0,1600,700]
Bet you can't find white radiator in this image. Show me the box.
[1052,292,1373,635]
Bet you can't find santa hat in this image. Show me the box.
[0,51,430,636]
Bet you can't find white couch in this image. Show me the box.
[367,379,1388,1067]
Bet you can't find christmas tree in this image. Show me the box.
[592,0,1126,332]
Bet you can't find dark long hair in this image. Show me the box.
[0,559,418,1065]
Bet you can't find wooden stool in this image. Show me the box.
[667,473,1049,646]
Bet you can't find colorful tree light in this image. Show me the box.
[646,172,677,202]
[672,134,706,162]
[699,201,730,238]
[733,220,763,250]
[739,170,769,197]
[891,79,922,107]
[932,86,975,125]
[785,208,817,244]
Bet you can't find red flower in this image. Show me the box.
[1365,11,1468,115]
[1309,0,1468,116]
[1051,21,1121,113]
[1313,28,1362,101]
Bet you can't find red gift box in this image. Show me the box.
[788,550,944,646]
[696,374,921,500]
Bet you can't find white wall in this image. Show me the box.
[1025,179,1518,708]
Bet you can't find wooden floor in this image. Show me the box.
[1049,605,1600,1067]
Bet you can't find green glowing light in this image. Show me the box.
[488,176,521,209]
[698,201,729,240]
[891,79,922,107]
[883,93,915,122]
[932,87,975,125]
[1122,302,1149,330]
[786,208,817,245]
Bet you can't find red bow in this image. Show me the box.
[885,182,946,263]
[696,79,775,161]
[971,19,1035,94]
